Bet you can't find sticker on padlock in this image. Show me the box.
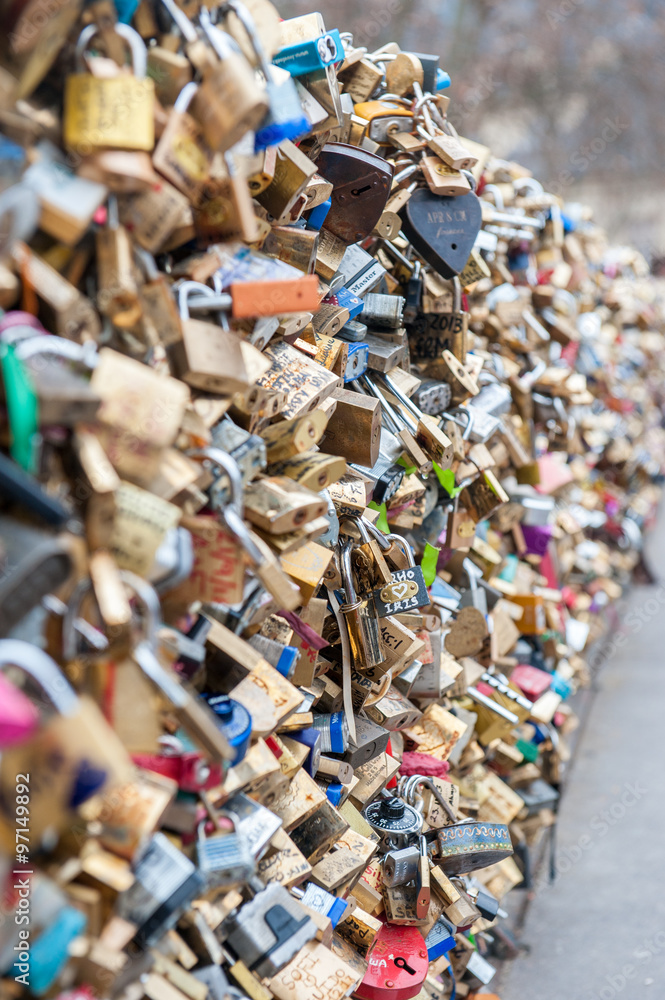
[196,817,256,889]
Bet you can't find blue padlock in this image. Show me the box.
[344,341,369,383]
[203,695,252,765]
[325,781,344,806]
[306,197,332,231]
[436,68,452,90]
[425,915,456,960]
[289,727,322,776]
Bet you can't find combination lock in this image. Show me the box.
[364,794,422,849]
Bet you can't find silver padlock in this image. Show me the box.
[196,817,255,889]
[225,881,317,978]
[383,844,420,887]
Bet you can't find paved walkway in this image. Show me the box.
[496,512,665,1000]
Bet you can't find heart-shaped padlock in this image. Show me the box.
[356,923,429,1000]
[399,188,482,278]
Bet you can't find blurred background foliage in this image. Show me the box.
[278,0,665,257]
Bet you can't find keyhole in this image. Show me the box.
[451,243,458,250]
[351,185,372,196]
[394,957,417,975]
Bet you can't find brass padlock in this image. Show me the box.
[338,538,384,675]
[191,8,269,153]
[95,196,142,329]
[64,23,155,154]
[152,82,215,206]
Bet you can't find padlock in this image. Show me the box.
[132,737,224,791]
[0,639,133,838]
[225,882,317,978]
[152,81,215,206]
[375,370,454,467]
[409,276,469,365]
[135,246,183,348]
[338,538,384,674]
[64,23,155,154]
[191,446,300,611]
[355,922,429,1000]
[116,832,204,947]
[203,694,253,763]
[446,495,476,549]
[421,155,471,197]
[196,817,256,889]
[190,8,269,153]
[95,195,142,328]
[316,143,393,243]
[383,844,420,887]
[321,387,381,467]
[364,791,422,849]
[171,281,268,394]
[399,187,482,279]
[371,535,430,618]
[225,0,310,149]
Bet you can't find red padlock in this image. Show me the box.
[132,737,222,792]
[355,923,428,1000]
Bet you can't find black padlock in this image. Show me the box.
[399,188,482,278]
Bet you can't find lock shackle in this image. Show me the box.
[14,334,98,369]
[374,371,423,424]
[338,514,371,545]
[452,276,462,313]
[360,517,391,551]
[483,183,504,211]
[467,685,519,724]
[188,446,265,569]
[160,0,199,43]
[134,246,160,282]
[443,406,474,441]
[174,81,199,112]
[513,176,544,196]
[0,639,79,715]
[75,22,148,77]
[178,280,217,321]
[199,6,242,61]
[61,570,161,662]
[189,445,244,519]
[359,373,415,435]
[462,557,482,594]
[339,539,359,607]
[222,0,272,80]
[400,773,457,825]
[385,533,414,567]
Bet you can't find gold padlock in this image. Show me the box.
[64,23,155,155]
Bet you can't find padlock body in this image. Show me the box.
[64,75,155,153]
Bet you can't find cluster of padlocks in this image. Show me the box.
[0,1,664,998]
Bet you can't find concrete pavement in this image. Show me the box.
[495,513,665,1000]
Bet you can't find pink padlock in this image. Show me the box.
[0,673,40,748]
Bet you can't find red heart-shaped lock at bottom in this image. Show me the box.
[355,924,428,1000]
